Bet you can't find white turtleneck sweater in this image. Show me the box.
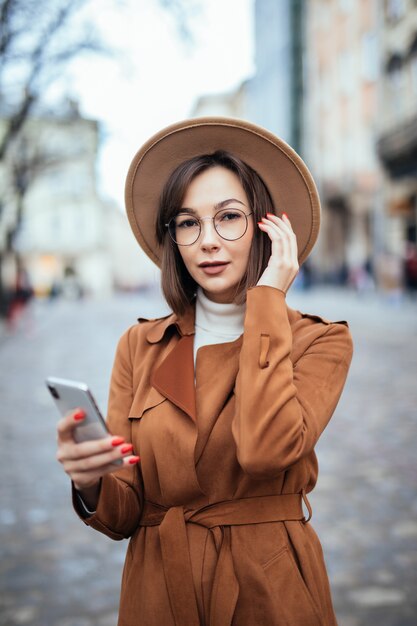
[193,287,246,365]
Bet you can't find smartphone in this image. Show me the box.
[46,377,119,455]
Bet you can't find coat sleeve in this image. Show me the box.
[73,326,143,540]
[232,285,353,479]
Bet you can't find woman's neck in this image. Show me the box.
[195,288,246,337]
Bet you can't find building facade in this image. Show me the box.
[301,0,417,292]
[246,0,304,151]
[0,106,156,301]
[376,0,417,291]
[303,0,381,286]
[190,82,249,119]
[188,0,417,292]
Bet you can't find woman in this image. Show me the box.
[57,118,353,626]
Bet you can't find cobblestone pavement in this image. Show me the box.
[0,285,416,626]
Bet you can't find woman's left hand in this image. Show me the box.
[256,212,299,294]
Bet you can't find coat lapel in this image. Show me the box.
[145,302,197,423]
[151,334,197,422]
[194,337,243,463]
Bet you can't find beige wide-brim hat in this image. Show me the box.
[125,117,320,267]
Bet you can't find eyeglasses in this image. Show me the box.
[165,208,253,246]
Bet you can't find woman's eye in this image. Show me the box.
[177,218,198,229]
[219,211,242,222]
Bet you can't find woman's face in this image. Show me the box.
[176,166,254,304]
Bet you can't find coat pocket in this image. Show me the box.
[128,385,167,419]
[262,546,323,625]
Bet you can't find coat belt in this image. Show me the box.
[139,491,312,626]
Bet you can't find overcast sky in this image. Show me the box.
[56,0,255,206]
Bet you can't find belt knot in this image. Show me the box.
[139,492,312,626]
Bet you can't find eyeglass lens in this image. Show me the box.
[169,209,249,245]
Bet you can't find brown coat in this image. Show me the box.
[75,285,353,626]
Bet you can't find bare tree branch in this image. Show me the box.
[158,0,200,45]
[0,0,14,57]
[0,0,104,160]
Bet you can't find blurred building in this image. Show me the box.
[0,104,156,299]
[246,0,304,151]
[376,0,417,292]
[103,201,159,292]
[268,0,417,292]
[303,0,417,292]
[190,0,417,293]
[15,110,111,297]
[191,82,249,118]
[303,0,381,287]
[192,0,304,148]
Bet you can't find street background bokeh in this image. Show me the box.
[1,1,416,625]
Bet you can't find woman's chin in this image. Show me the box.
[200,281,241,304]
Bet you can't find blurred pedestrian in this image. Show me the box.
[56,118,353,626]
[7,266,34,331]
[62,266,84,300]
[404,241,417,291]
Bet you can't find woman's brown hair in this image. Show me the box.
[156,150,274,316]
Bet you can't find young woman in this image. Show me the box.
[56,118,353,626]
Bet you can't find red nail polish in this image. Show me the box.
[111,437,125,447]
[257,221,263,225]
[282,212,288,219]
[120,444,133,454]
[266,213,274,217]
[73,409,85,421]
[128,456,140,464]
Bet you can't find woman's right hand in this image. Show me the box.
[56,408,139,506]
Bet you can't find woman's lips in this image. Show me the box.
[199,263,229,275]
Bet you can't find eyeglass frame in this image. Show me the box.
[165,209,254,246]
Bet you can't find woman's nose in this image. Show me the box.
[199,218,220,248]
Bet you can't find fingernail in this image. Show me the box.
[111,437,125,447]
[128,456,140,464]
[257,221,263,226]
[282,212,288,219]
[266,213,274,217]
[73,409,85,421]
[120,444,133,454]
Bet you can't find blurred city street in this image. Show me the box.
[0,286,416,626]
[1,0,417,624]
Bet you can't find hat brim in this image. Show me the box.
[125,117,320,268]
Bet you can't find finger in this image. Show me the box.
[280,214,299,263]
[265,212,295,238]
[259,222,296,283]
[62,444,138,474]
[257,220,282,243]
[57,407,87,443]
[258,220,284,250]
[57,434,125,464]
[260,216,285,233]
[280,212,293,228]
[72,435,127,459]
[71,455,140,487]
[260,219,290,261]
[265,214,298,266]
[262,215,291,244]
[281,213,299,265]
[265,212,287,225]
